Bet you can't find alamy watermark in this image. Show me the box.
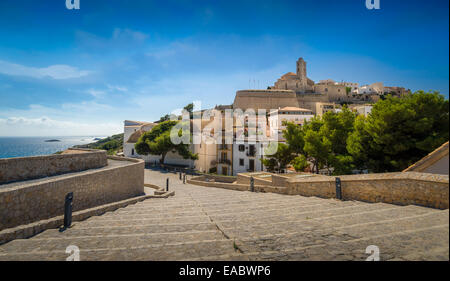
[66,0,80,10]
[168,101,280,156]
[366,245,380,261]
[66,245,80,261]
[366,0,380,10]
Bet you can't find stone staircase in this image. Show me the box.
[0,169,447,261]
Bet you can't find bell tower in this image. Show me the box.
[296,57,307,90]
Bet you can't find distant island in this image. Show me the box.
[44,139,61,142]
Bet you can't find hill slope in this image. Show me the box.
[74,133,123,155]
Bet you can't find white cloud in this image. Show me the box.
[106,84,128,92]
[146,42,199,60]
[112,28,148,42]
[0,116,121,137]
[86,89,106,98]
[0,60,91,80]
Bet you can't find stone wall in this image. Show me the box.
[0,148,107,184]
[199,171,449,210]
[0,156,144,231]
[193,174,237,183]
[286,172,449,209]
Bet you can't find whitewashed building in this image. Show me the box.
[123,120,195,167]
[268,107,314,139]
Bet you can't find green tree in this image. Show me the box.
[346,87,352,95]
[135,120,198,164]
[262,143,295,172]
[348,91,449,172]
[159,114,171,122]
[183,103,194,114]
[283,107,356,174]
[291,155,309,172]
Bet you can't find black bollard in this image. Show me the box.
[250,176,255,192]
[179,171,182,180]
[335,177,342,200]
[183,173,186,184]
[166,178,169,192]
[63,192,73,229]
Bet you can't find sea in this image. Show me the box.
[0,136,106,159]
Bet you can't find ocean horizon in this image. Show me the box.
[0,136,106,159]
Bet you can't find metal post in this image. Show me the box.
[335,177,342,200]
[183,174,186,184]
[250,176,255,192]
[179,171,182,180]
[63,192,73,229]
[166,178,169,192]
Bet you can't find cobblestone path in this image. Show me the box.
[0,169,448,261]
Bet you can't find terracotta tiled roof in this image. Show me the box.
[279,106,312,112]
[279,72,297,80]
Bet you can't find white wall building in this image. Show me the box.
[357,82,384,94]
[268,107,314,138]
[232,141,265,176]
[338,82,359,93]
[123,120,195,167]
[353,105,373,117]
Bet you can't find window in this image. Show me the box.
[325,88,328,92]
[239,145,245,152]
[239,159,244,166]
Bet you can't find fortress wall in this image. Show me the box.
[233,90,300,110]
[233,90,328,112]
[314,84,348,101]
[0,156,144,231]
[0,148,107,184]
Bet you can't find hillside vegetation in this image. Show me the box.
[74,133,123,155]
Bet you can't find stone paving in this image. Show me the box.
[0,168,448,261]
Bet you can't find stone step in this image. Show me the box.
[86,209,207,221]
[109,200,357,217]
[230,211,448,254]
[208,202,382,222]
[217,203,402,228]
[220,205,440,238]
[97,206,204,217]
[34,221,218,238]
[0,230,226,254]
[0,239,240,261]
[76,215,212,227]
[243,224,449,261]
[200,200,362,216]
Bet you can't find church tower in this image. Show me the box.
[296,57,307,90]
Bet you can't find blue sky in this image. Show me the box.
[0,0,448,136]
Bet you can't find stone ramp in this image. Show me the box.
[0,169,448,261]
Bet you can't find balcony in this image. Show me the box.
[218,144,230,150]
[218,158,231,165]
[246,146,256,157]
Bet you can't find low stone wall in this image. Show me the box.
[188,176,288,194]
[0,148,107,184]
[193,174,237,183]
[0,156,145,231]
[340,172,448,209]
[236,174,273,186]
[0,189,175,245]
[286,172,449,209]
[195,171,449,210]
[188,177,247,191]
